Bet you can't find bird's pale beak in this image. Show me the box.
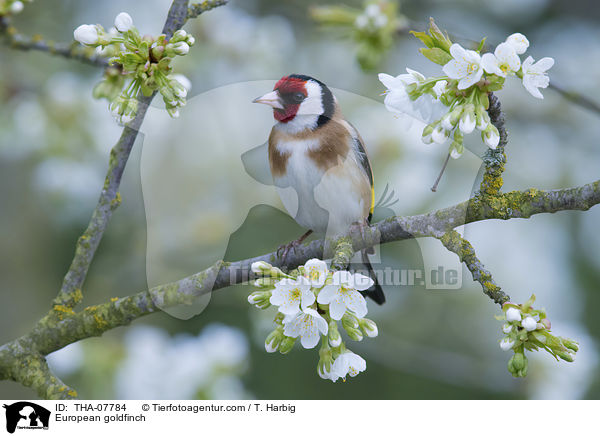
[252,91,284,110]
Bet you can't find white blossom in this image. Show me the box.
[521,56,554,99]
[500,337,516,351]
[505,33,529,55]
[283,308,328,349]
[502,323,513,334]
[443,43,484,90]
[379,70,446,124]
[269,277,314,315]
[481,42,521,77]
[317,271,371,320]
[522,316,537,332]
[302,259,328,287]
[74,24,99,46]
[331,351,366,381]
[506,307,522,322]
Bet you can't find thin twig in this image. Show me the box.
[431,152,451,192]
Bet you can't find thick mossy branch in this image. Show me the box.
[328,237,354,271]
[1,180,597,364]
[0,348,77,400]
[479,93,508,196]
[439,230,509,305]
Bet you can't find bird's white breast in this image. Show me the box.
[271,137,368,236]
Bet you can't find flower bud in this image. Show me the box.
[482,125,500,149]
[345,327,364,342]
[279,336,296,354]
[432,125,450,144]
[247,290,272,309]
[475,106,490,131]
[186,35,196,46]
[359,318,378,338]
[540,318,551,330]
[458,104,475,134]
[265,327,283,353]
[328,320,342,347]
[421,124,434,144]
[521,316,537,331]
[172,29,188,41]
[172,41,190,55]
[502,323,513,334]
[556,350,575,362]
[74,24,99,45]
[561,337,579,352]
[251,261,271,274]
[505,307,521,322]
[114,12,134,32]
[508,351,528,377]
[342,312,359,330]
[499,337,515,351]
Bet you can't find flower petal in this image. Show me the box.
[317,285,339,304]
[442,60,466,80]
[328,299,347,320]
[301,289,316,310]
[351,273,375,291]
[345,291,368,318]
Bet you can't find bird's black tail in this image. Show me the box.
[360,249,385,305]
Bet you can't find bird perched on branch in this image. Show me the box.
[253,74,385,304]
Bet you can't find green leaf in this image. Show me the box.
[410,30,434,48]
[427,18,452,52]
[419,47,452,65]
[476,37,487,52]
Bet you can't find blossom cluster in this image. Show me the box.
[311,1,399,70]
[498,294,578,378]
[74,12,194,123]
[0,0,28,15]
[248,259,378,382]
[379,20,554,159]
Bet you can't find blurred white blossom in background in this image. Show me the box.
[114,324,252,399]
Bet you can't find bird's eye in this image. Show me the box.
[293,92,306,103]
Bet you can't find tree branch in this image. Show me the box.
[187,0,228,20]
[0,17,110,67]
[439,230,509,305]
[479,93,507,196]
[53,0,196,308]
[0,180,596,365]
[0,0,232,398]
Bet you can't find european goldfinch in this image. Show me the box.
[253,74,385,304]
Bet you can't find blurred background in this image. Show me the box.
[1,0,599,399]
